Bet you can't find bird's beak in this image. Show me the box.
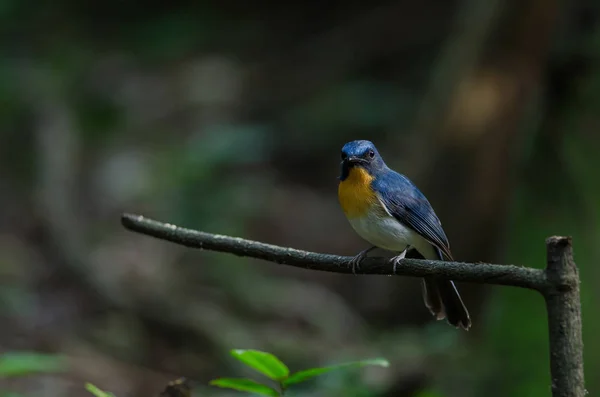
[346,156,367,165]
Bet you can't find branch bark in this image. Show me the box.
[121,214,546,289]
[543,236,585,397]
[120,213,585,396]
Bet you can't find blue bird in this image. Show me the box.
[337,140,471,330]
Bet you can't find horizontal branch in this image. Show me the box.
[121,213,548,291]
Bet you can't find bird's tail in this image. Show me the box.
[413,248,471,330]
[422,278,471,330]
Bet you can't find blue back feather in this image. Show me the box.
[372,162,453,260]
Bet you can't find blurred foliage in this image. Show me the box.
[0,352,67,397]
[85,384,116,397]
[0,352,66,378]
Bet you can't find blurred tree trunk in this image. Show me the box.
[385,0,559,330]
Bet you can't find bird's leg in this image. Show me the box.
[350,246,377,274]
[390,247,410,274]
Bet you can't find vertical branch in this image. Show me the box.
[544,236,585,397]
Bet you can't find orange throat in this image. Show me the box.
[338,167,377,219]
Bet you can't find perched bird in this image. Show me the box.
[337,140,471,330]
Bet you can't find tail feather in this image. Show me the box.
[409,247,471,330]
[421,278,445,320]
[434,278,471,330]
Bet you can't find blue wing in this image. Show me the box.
[372,170,453,260]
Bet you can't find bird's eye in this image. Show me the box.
[341,151,347,160]
[368,150,375,158]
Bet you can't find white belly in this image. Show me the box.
[348,210,437,259]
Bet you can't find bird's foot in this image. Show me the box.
[390,248,409,274]
[350,246,376,274]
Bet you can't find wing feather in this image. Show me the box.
[374,172,453,260]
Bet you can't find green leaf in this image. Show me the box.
[209,378,279,397]
[0,352,67,378]
[282,358,389,387]
[85,383,116,397]
[230,349,289,381]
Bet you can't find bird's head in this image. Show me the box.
[339,140,386,181]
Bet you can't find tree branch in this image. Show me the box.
[121,213,546,291]
[543,236,585,397]
[121,214,585,396]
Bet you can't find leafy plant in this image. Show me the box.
[209,349,389,396]
[79,350,389,397]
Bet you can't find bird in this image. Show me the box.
[337,139,471,330]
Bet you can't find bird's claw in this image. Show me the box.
[350,252,366,275]
[349,246,376,275]
[390,248,408,275]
